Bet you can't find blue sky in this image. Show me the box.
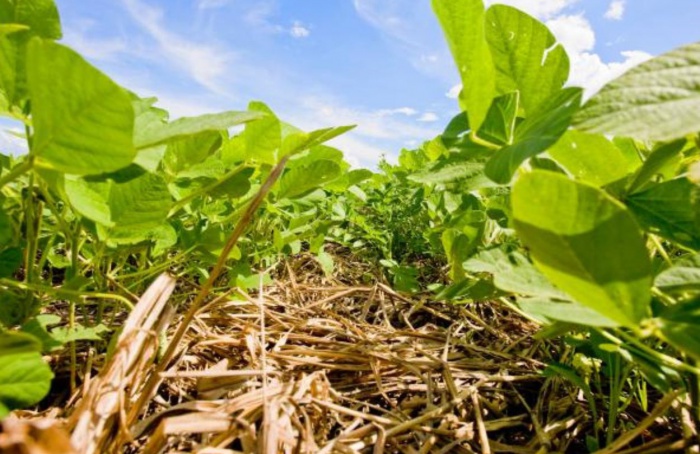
[3,0,700,168]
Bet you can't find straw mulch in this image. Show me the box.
[0,255,689,453]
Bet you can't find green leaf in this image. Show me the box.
[134,110,263,150]
[485,87,582,184]
[0,0,62,39]
[20,315,63,351]
[627,140,686,194]
[279,125,355,159]
[52,323,109,344]
[518,298,618,327]
[0,331,41,354]
[548,130,639,187]
[0,35,24,107]
[626,177,700,250]
[657,318,700,362]
[0,332,53,418]
[464,247,568,299]
[0,207,13,246]
[432,0,495,131]
[27,39,135,174]
[163,131,222,176]
[512,171,652,327]
[655,254,700,293]
[278,159,342,199]
[408,149,495,190]
[242,101,280,165]
[574,41,700,141]
[65,166,172,243]
[485,5,569,115]
[316,249,334,277]
[0,247,21,278]
[477,92,518,146]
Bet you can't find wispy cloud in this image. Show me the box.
[121,0,234,93]
[279,96,441,167]
[352,0,455,82]
[61,28,127,62]
[0,123,28,156]
[418,112,439,122]
[196,0,233,10]
[604,0,626,20]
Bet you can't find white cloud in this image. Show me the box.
[546,14,595,55]
[446,84,461,100]
[604,0,626,20]
[196,0,232,9]
[376,107,417,117]
[289,21,310,38]
[570,50,651,96]
[280,97,440,168]
[122,0,234,93]
[418,112,439,122]
[484,0,580,20]
[544,14,651,95]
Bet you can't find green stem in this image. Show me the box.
[650,235,673,267]
[0,278,135,311]
[601,329,700,376]
[0,158,33,189]
[469,131,500,150]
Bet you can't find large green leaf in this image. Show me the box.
[626,177,700,250]
[512,171,652,327]
[432,0,495,132]
[485,5,569,116]
[0,35,23,107]
[65,166,172,243]
[574,41,700,141]
[133,110,263,150]
[278,160,342,199]
[548,130,639,187]
[485,87,582,184]
[0,0,62,39]
[0,331,53,418]
[518,298,618,327]
[27,39,135,174]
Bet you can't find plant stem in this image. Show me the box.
[0,278,135,311]
[469,131,500,150]
[0,158,33,189]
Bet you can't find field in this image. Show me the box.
[1,0,700,453]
